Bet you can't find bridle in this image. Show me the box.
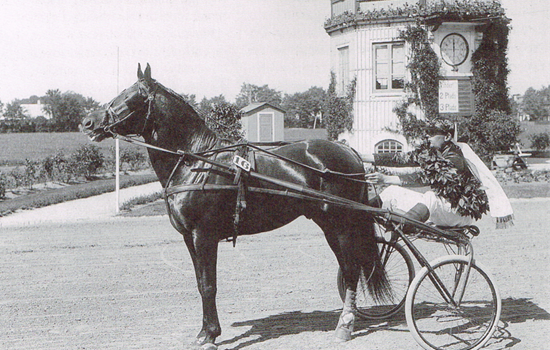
[103,80,157,138]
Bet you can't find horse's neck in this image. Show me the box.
[144,97,220,186]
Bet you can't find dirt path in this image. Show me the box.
[1,198,549,349]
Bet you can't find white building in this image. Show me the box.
[326,0,495,157]
[21,100,49,119]
[240,102,286,142]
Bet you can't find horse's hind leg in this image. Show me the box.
[314,216,360,342]
[183,233,221,349]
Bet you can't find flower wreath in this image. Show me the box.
[410,141,489,220]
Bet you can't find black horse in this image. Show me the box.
[81,64,389,349]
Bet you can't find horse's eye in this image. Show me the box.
[125,91,147,109]
[101,112,110,125]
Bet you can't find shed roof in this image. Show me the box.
[240,102,286,116]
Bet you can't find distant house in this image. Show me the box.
[240,102,285,142]
[21,100,49,119]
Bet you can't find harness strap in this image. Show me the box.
[231,145,251,247]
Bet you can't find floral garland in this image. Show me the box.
[410,141,489,220]
[324,0,507,30]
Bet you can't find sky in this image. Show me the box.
[0,0,548,105]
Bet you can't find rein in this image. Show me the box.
[102,81,375,245]
[112,133,180,156]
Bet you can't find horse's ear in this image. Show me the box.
[137,63,144,79]
[144,63,152,83]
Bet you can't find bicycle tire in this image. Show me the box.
[405,255,501,350]
[337,237,415,319]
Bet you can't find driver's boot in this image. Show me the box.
[401,203,430,233]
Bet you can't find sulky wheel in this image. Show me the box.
[405,255,501,350]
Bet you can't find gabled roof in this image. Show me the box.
[240,102,286,115]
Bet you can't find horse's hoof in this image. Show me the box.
[200,343,218,350]
[334,312,354,342]
[334,327,352,342]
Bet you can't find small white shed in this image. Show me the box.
[240,102,285,142]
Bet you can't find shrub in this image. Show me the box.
[460,110,521,163]
[120,148,148,171]
[529,132,550,152]
[70,144,105,180]
[373,153,416,167]
[9,167,25,188]
[204,101,244,142]
[0,172,6,199]
[42,151,72,183]
[23,159,41,189]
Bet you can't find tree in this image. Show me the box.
[43,90,100,132]
[529,132,550,152]
[4,101,26,120]
[181,93,199,111]
[81,96,101,115]
[460,110,520,162]
[1,101,35,132]
[197,95,228,117]
[522,86,550,120]
[281,87,326,128]
[204,101,244,142]
[235,83,282,109]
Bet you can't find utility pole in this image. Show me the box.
[115,46,120,213]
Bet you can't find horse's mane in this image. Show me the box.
[153,80,199,116]
[152,80,222,152]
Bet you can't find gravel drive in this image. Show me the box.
[0,198,549,349]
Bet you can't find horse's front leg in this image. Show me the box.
[184,233,221,349]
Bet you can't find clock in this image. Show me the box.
[440,33,469,67]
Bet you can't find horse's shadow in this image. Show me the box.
[218,298,550,350]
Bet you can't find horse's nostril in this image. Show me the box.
[84,119,93,128]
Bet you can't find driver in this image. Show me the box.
[366,121,513,229]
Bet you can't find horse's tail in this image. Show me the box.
[354,214,393,303]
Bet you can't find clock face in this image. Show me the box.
[440,33,469,66]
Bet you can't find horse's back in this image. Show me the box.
[252,139,366,203]
[271,139,364,174]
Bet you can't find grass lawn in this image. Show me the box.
[0,129,325,166]
[0,132,147,166]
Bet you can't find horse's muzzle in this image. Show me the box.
[80,110,110,141]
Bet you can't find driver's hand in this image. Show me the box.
[365,172,385,185]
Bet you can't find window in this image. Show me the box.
[375,139,403,154]
[338,46,350,94]
[374,42,405,91]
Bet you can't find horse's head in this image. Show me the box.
[81,63,156,142]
